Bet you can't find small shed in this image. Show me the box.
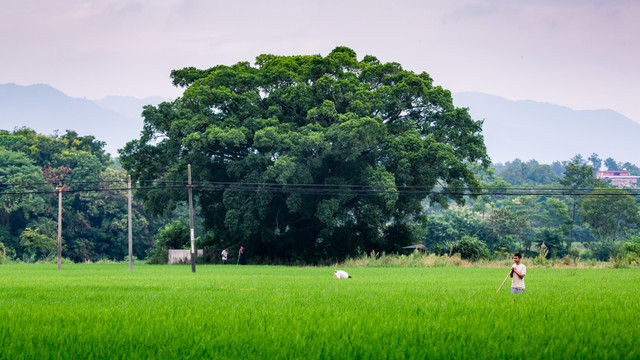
[168,249,204,264]
[402,244,427,252]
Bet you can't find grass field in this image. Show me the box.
[0,264,638,359]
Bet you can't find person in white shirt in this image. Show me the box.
[333,264,351,279]
[510,252,526,294]
[221,248,229,264]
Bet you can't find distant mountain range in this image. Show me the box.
[0,83,165,156]
[453,92,640,165]
[1,83,639,165]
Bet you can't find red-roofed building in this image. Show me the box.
[596,170,639,186]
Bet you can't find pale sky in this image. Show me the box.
[2,0,639,122]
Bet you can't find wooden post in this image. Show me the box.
[57,183,62,270]
[188,164,196,273]
[128,175,133,272]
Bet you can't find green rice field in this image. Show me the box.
[0,264,638,359]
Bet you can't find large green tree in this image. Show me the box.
[120,47,489,262]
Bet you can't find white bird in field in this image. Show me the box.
[333,264,351,279]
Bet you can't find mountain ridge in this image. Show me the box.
[0,83,164,156]
[1,83,638,165]
[452,92,640,165]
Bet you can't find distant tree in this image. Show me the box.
[19,227,56,261]
[604,157,619,171]
[497,159,525,185]
[570,154,587,166]
[424,205,497,250]
[620,162,640,176]
[541,198,572,244]
[586,240,619,261]
[472,177,509,220]
[526,163,557,184]
[560,162,598,190]
[1,128,110,168]
[537,228,567,258]
[497,159,557,185]
[445,235,490,260]
[551,161,565,177]
[559,160,601,246]
[619,235,640,262]
[588,153,602,173]
[580,188,640,241]
[488,208,527,250]
[492,162,506,174]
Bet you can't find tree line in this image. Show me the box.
[493,154,640,186]
[0,128,158,262]
[427,156,640,262]
[2,127,639,264]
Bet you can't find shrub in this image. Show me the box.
[585,240,619,261]
[450,236,490,261]
[536,229,567,258]
[614,236,640,266]
[533,242,549,266]
[0,242,6,264]
[19,228,56,261]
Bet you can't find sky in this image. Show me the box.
[1,0,639,122]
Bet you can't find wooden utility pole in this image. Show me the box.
[188,164,196,273]
[128,175,133,272]
[57,183,62,270]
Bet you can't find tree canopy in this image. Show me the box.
[120,47,489,262]
[0,129,156,262]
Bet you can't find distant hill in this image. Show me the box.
[0,83,166,157]
[2,84,638,165]
[453,92,640,165]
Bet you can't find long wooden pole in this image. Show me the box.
[188,164,196,273]
[496,270,511,294]
[57,183,62,270]
[128,175,133,272]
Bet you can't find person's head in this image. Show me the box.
[513,253,522,264]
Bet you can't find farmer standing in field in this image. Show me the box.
[510,253,526,294]
[221,248,229,264]
[238,246,246,265]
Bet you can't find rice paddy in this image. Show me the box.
[0,264,638,359]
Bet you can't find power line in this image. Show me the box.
[1,180,639,197]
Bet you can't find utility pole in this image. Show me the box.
[128,175,133,272]
[188,164,196,273]
[57,183,62,270]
